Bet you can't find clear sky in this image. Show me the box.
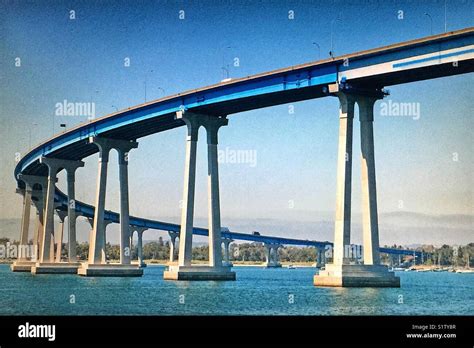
[1,0,473,240]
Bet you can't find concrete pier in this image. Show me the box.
[314,264,400,287]
[77,137,142,277]
[168,231,179,264]
[30,158,84,274]
[11,176,42,272]
[130,226,147,267]
[264,243,282,268]
[314,91,399,287]
[164,111,235,281]
[316,246,327,268]
[222,238,233,267]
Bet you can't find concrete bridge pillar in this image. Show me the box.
[23,159,82,274]
[264,243,281,268]
[18,186,32,261]
[32,187,47,263]
[204,116,228,268]
[79,137,142,276]
[11,175,48,272]
[333,92,355,266]
[168,231,179,263]
[86,216,110,263]
[27,158,84,274]
[264,244,271,265]
[358,97,381,266]
[317,246,326,268]
[222,238,233,267]
[314,89,399,287]
[164,111,235,280]
[130,226,147,267]
[176,112,200,268]
[37,158,62,263]
[65,161,84,263]
[55,210,68,263]
[272,245,281,267]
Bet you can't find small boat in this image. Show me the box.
[287,264,296,269]
[392,267,405,271]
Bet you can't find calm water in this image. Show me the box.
[0,264,473,315]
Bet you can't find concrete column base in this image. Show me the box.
[265,262,282,268]
[313,264,400,287]
[164,265,235,281]
[31,262,81,275]
[77,263,143,277]
[131,261,147,268]
[10,261,36,272]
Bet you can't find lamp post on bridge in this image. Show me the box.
[312,42,321,60]
[330,17,341,58]
[221,45,232,81]
[424,12,433,35]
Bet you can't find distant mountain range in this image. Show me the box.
[0,211,472,246]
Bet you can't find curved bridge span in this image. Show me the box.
[12,28,473,283]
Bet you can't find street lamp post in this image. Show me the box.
[330,17,342,58]
[157,87,165,98]
[312,42,321,60]
[221,46,232,80]
[424,12,433,35]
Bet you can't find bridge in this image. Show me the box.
[11,27,473,285]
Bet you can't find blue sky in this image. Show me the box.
[1,0,473,240]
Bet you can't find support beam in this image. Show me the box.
[320,247,326,266]
[358,96,381,265]
[65,161,84,262]
[11,178,44,272]
[117,143,138,265]
[130,226,147,267]
[28,159,84,274]
[85,137,137,265]
[317,246,326,268]
[264,244,271,265]
[204,116,228,268]
[88,139,111,264]
[164,112,235,281]
[333,93,355,266]
[222,238,233,267]
[272,245,281,267]
[314,91,399,288]
[32,188,46,263]
[18,187,32,261]
[55,211,67,263]
[38,158,61,263]
[264,243,282,268]
[168,231,179,263]
[78,137,142,277]
[177,112,200,267]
